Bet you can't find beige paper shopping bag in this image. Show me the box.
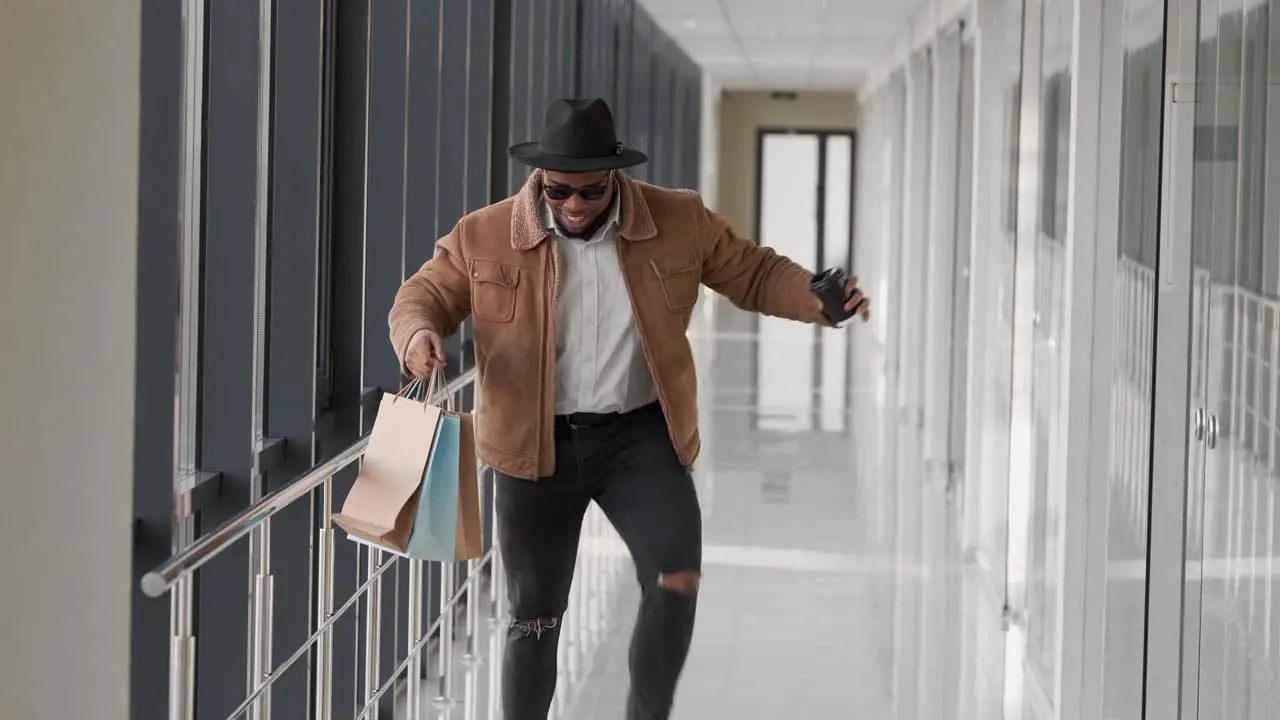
[453,413,483,560]
[333,390,443,552]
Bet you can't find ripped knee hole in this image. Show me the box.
[656,570,700,594]
[509,616,560,639]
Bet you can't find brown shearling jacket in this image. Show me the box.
[389,171,825,479]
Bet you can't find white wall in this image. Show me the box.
[0,2,139,718]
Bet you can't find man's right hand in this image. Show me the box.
[405,328,447,378]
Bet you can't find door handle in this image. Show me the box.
[1193,408,1206,441]
[1206,413,1219,450]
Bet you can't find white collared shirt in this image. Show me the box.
[544,197,658,415]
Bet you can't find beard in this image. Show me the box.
[554,188,616,240]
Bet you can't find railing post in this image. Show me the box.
[487,572,503,717]
[169,495,197,720]
[489,482,505,625]
[169,582,196,720]
[313,477,335,720]
[462,559,481,663]
[249,521,274,720]
[487,477,505,718]
[433,561,457,707]
[405,558,425,720]
[363,546,384,710]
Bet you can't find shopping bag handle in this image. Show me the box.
[394,378,426,402]
[394,368,456,411]
[427,366,456,412]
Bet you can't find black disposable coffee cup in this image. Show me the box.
[810,268,855,326]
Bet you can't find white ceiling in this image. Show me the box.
[638,0,929,90]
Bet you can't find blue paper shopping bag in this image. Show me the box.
[406,413,462,561]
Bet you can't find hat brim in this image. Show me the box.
[508,142,649,172]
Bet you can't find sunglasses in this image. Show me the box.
[543,178,612,202]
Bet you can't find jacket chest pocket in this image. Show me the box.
[470,259,520,323]
[649,251,700,311]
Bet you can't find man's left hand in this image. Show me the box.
[816,275,871,324]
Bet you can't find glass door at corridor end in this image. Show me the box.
[1181,0,1280,718]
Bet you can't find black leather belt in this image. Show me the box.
[556,402,658,429]
[557,410,622,428]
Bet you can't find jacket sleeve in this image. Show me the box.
[388,223,473,370]
[695,203,826,325]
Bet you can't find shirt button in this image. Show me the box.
[472,271,479,278]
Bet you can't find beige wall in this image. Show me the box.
[0,2,139,718]
[715,90,860,243]
[710,90,859,337]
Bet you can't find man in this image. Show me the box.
[389,98,869,719]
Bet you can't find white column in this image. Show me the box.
[695,74,722,337]
[1053,0,1113,717]
[697,73,721,211]
[921,30,963,480]
[0,2,139,719]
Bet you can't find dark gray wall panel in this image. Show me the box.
[405,0,442,269]
[531,0,551,139]
[196,0,261,715]
[131,1,183,717]
[508,0,534,192]
[467,0,495,212]
[361,1,413,709]
[327,0,373,715]
[437,0,471,370]
[268,0,330,714]
[490,0,513,201]
[546,0,563,99]
[362,0,411,392]
[438,0,471,237]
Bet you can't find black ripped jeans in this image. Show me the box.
[495,402,702,720]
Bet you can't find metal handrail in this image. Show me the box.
[141,367,478,598]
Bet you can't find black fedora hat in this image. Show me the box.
[509,98,648,172]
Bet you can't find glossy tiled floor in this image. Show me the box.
[563,427,898,719]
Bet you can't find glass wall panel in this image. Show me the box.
[1023,0,1074,704]
[965,0,1025,609]
[1184,1,1280,719]
[851,74,906,565]
[1189,2,1246,717]
[950,39,976,522]
[891,51,933,720]
[917,27,968,720]
[956,1,1025,718]
[1089,2,1166,719]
